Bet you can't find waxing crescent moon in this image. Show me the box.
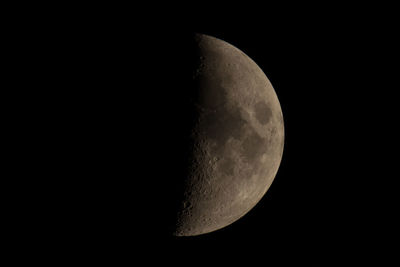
[173,34,284,236]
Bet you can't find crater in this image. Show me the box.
[254,101,272,125]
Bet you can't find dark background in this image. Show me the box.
[6,4,396,264]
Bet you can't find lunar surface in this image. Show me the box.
[173,34,284,236]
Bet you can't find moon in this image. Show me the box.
[172,34,284,236]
